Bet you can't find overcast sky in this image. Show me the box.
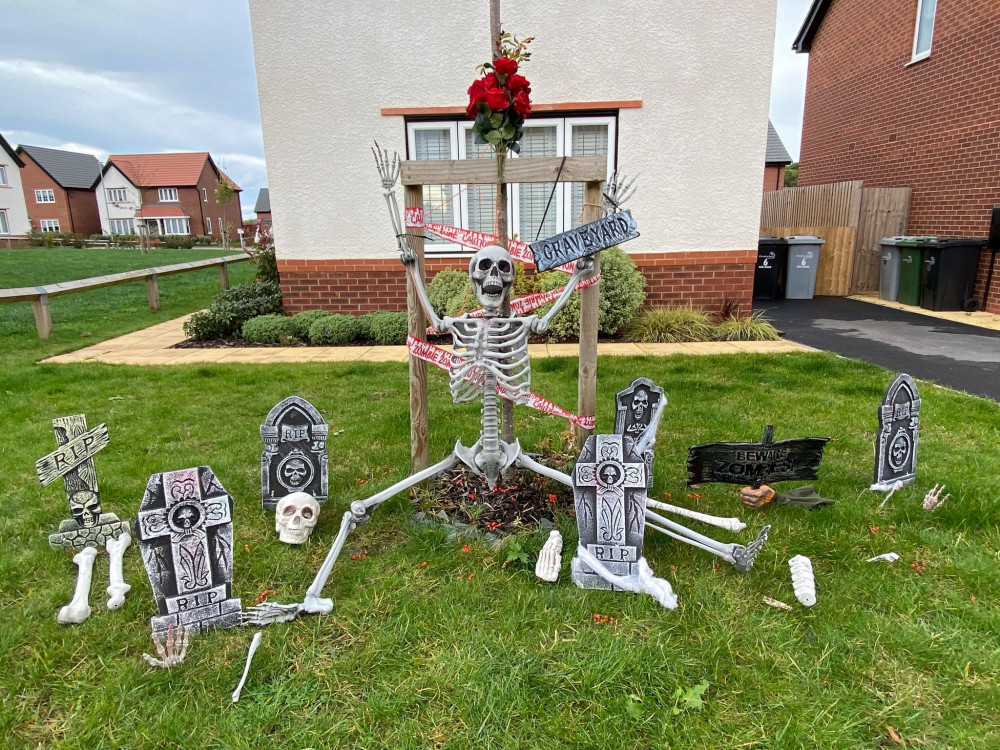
[1,1,812,220]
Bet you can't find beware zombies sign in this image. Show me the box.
[686,425,829,488]
[530,210,639,271]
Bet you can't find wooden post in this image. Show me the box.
[219,262,230,290]
[404,184,430,472]
[576,180,603,443]
[31,290,53,339]
[146,272,160,311]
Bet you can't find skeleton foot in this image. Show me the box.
[731,525,770,573]
[59,546,98,624]
[105,532,131,609]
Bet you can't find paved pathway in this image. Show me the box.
[41,314,811,366]
[758,296,1000,401]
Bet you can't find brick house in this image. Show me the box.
[16,145,102,236]
[794,0,1000,313]
[0,133,31,242]
[763,121,792,192]
[95,152,242,241]
[248,0,777,315]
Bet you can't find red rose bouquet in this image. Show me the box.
[467,34,533,156]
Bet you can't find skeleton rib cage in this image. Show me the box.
[446,316,534,405]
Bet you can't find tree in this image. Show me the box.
[215,175,236,249]
[784,162,799,188]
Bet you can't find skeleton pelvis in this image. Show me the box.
[454,439,520,487]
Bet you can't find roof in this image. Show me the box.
[766,121,793,165]
[0,133,25,168]
[793,0,831,53]
[18,145,101,189]
[106,152,241,191]
[254,188,270,213]
[134,205,189,218]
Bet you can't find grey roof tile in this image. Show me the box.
[19,145,102,189]
[254,187,270,213]
[766,121,792,165]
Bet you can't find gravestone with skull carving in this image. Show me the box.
[872,373,920,491]
[260,396,328,511]
[135,466,241,636]
[613,377,666,488]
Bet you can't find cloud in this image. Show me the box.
[3,128,109,161]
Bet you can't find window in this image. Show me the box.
[158,187,179,202]
[0,165,7,186]
[40,219,61,232]
[35,189,55,203]
[218,217,223,234]
[202,188,208,202]
[109,219,134,234]
[163,217,190,235]
[0,209,8,234]
[106,188,128,203]
[205,217,212,234]
[912,0,937,61]
[407,115,615,253]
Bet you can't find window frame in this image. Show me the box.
[109,219,135,235]
[205,217,212,234]
[407,121,463,252]
[162,217,190,235]
[202,187,208,202]
[40,219,61,232]
[35,189,55,203]
[910,0,937,63]
[0,165,8,186]
[106,188,128,203]
[0,209,8,234]
[158,187,179,203]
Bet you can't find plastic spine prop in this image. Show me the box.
[788,555,816,606]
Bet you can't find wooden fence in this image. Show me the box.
[761,181,910,295]
[0,253,248,339]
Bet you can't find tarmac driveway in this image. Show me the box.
[756,297,1000,401]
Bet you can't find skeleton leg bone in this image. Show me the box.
[645,508,770,572]
[574,545,677,609]
[514,451,573,487]
[58,546,98,624]
[105,532,131,609]
[646,498,746,533]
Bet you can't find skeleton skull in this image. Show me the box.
[69,489,101,527]
[283,458,308,487]
[469,245,514,311]
[274,492,320,544]
[631,389,649,422]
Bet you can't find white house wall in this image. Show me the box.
[95,166,141,232]
[249,0,777,262]
[0,156,31,235]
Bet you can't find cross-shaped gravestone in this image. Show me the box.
[260,396,328,510]
[35,414,129,549]
[571,434,647,591]
[872,373,920,491]
[613,377,666,489]
[135,466,241,636]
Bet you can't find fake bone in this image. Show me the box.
[58,546,98,624]
[788,555,816,607]
[646,498,746,533]
[644,508,769,573]
[575,544,677,609]
[867,552,901,563]
[922,484,949,511]
[142,622,189,669]
[105,532,131,609]
[232,631,263,703]
[534,530,563,582]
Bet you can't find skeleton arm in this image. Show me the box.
[532,256,596,333]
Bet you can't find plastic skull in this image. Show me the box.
[282,458,308,488]
[274,492,320,544]
[631,389,649,422]
[69,489,101,527]
[469,245,514,311]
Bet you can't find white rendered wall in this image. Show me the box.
[96,166,141,233]
[249,0,777,261]
[0,156,31,235]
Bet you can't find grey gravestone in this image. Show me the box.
[35,414,130,549]
[571,434,647,591]
[686,425,829,488]
[135,466,241,636]
[260,396,328,510]
[613,377,665,489]
[872,373,920,491]
[530,210,639,271]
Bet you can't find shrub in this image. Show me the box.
[427,268,473,318]
[291,309,331,339]
[713,311,781,341]
[627,306,715,343]
[183,280,284,340]
[308,314,361,345]
[162,235,195,249]
[248,244,278,284]
[513,260,541,297]
[193,235,214,246]
[242,314,298,344]
[535,246,645,341]
[360,311,408,345]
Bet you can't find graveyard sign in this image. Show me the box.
[530,209,639,272]
[686,425,829,488]
[613,377,666,489]
[260,396,328,510]
[871,373,920,491]
[571,434,648,591]
[135,466,241,636]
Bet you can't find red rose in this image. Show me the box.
[484,87,508,110]
[466,100,480,118]
[483,72,498,89]
[507,73,530,94]
[513,90,531,116]
[467,78,488,103]
[493,56,518,76]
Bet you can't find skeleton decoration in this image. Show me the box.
[534,530,563,582]
[788,555,816,607]
[763,596,793,611]
[274,492,320,544]
[232,631,263,703]
[261,396,328,510]
[867,552,901,563]
[922,484,949,511]
[135,467,241,637]
[36,414,133,623]
[142,622,190,669]
[872,374,920,491]
[613,377,666,489]
[646,498,746,533]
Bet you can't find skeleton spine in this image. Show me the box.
[481,371,500,457]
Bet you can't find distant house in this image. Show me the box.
[16,145,102,236]
[793,0,1000,313]
[0,133,31,242]
[254,188,271,225]
[763,121,792,192]
[95,152,242,241]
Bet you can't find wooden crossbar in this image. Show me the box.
[400,155,607,186]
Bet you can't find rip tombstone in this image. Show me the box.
[613,377,666,489]
[260,396,328,510]
[872,373,920,491]
[135,466,241,636]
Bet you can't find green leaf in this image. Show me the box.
[625,696,644,719]
[475,112,492,132]
[490,113,503,128]
[474,131,487,145]
[509,141,520,154]
[485,130,501,144]
[499,124,515,139]
[681,680,709,710]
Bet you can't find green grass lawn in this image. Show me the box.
[1,250,999,748]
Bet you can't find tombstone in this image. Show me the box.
[613,377,666,489]
[570,434,648,591]
[871,374,920,491]
[260,396,328,510]
[36,414,130,550]
[135,466,241,636]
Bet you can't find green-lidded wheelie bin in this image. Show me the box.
[921,238,988,311]
[897,238,936,306]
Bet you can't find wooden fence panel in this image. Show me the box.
[765,226,857,296]
[760,180,863,230]
[851,187,912,294]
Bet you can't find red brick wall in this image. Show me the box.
[798,0,1000,311]
[277,250,755,316]
[137,162,242,240]
[762,165,785,192]
[66,189,102,236]
[19,153,71,233]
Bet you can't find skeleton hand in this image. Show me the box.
[740,485,776,509]
[371,141,400,191]
[142,623,189,668]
